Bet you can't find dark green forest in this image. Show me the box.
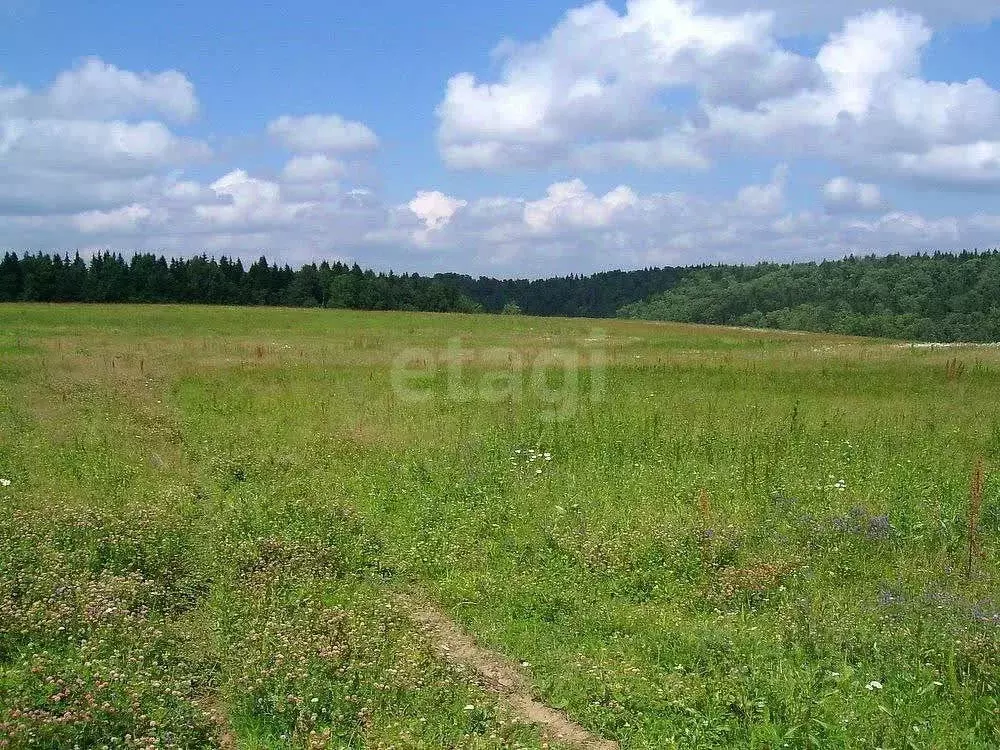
[620,251,1000,342]
[437,267,689,317]
[2,249,1000,341]
[0,252,481,313]
[0,251,688,318]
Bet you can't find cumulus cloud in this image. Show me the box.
[1,119,207,174]
[0,64,382,263]
[0,59,208,219]
[408,191,467,231]
[735,164,788,215]
[268,114,379,153]
[823,177,885,212]
[3,13,999,278]
[73,203,167,234]
[281,153,346,183]
[363,170,1000,275]
[6,157,1000,277]
[706,10,1000,184]
[438,0,810,169]
[194,170,315,227]
[702,1,999,33]
[1,57,198,122]
[44,58,198,122]
[523,180,638,233]
[401,190,469,246]
[438,1,1000,188]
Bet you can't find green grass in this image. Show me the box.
[1,303,997,749]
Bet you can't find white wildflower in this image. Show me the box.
[865,680,883,690]
[0,478,10,487]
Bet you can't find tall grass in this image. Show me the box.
[966,456,985,580]
[0,303,997,749]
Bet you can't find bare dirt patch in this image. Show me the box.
[394,591,619,750]
[196,696,237,750]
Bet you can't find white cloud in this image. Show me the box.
[73,203,166,233]
[702,1,999,33]
[735,164,788,215]
[402,190,469,247]
[0,58,198,123]
[523,180,638,232]
[281,153,346,183]
[438,0,813,169]
[163,179,208,201]
[823,177,885,212]
[43,58,198,122]
[875,142,1000,185]
[0,59,208,219]
[1,119,207,173]
[268,114,379,153]
[7,160,1000,277]
[195,169,314,227]
[408,191,467,231]
[705,10,1000,184]
[360,169,1000,274]
[438,2,1000,188]
[3,21,1000,278]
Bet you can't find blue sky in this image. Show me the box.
[2,0,1000,277]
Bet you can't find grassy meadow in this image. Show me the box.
[0,303,997,749]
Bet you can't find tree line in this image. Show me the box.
[436,267,689,317]
[619,251,1000,342]
[0,251,692,317]
[0,252,481,313]
[3,249,1000,341]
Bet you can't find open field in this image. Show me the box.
[0,304,997,749]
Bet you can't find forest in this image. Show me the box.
[0,252,481,313]
[2,249,1000,341]
[619,251,1000,342]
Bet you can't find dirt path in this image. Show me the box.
[197,696,237,750]
[394,591,620,750]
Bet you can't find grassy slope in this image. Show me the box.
[1,304,998,749]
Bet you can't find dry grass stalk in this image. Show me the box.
[966,456,985,580]
[946,358,966,382]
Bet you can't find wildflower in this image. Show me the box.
[865,680,883,690]
[463,704,475,710]
[0,478,10,487]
